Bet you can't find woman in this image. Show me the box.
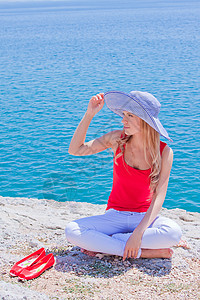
[65,90,182,260]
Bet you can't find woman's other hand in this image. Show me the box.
[123,229,142,261]
[87,93,104,117]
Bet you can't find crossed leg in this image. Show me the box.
[65,210,182,259]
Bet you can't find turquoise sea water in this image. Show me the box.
[0,0,199,212]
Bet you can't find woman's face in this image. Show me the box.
[122,111,141,135]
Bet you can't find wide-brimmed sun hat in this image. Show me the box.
[104,90,172,141]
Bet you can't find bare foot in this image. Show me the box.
[80,248,99,257]
[174,239,190,249]
[140,248,173,259]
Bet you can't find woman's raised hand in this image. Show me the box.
[86,93,104,117]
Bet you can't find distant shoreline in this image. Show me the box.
[0,0,197,11]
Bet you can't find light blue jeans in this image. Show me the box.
[65,209,182,258]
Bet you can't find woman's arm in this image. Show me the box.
[123,145,173,260]
[68,93,121,156]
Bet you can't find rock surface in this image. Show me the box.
[0,196,199,299]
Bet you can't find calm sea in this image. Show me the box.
[0,0,199,212]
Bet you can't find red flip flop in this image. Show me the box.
[9,248,45,277]
[18,253,55,280]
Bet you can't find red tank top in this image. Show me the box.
[106,139,167,212]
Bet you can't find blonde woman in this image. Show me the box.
[65,91,182,260]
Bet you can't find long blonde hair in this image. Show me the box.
[115,120,161,193]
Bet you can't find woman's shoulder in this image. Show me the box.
[110,130,123,140]
[160,144,173,175]
[160,142,173,164]
[103,130,122,142]
[106,130,123,154]
[160,140,167,155]
[160,141,172,155]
